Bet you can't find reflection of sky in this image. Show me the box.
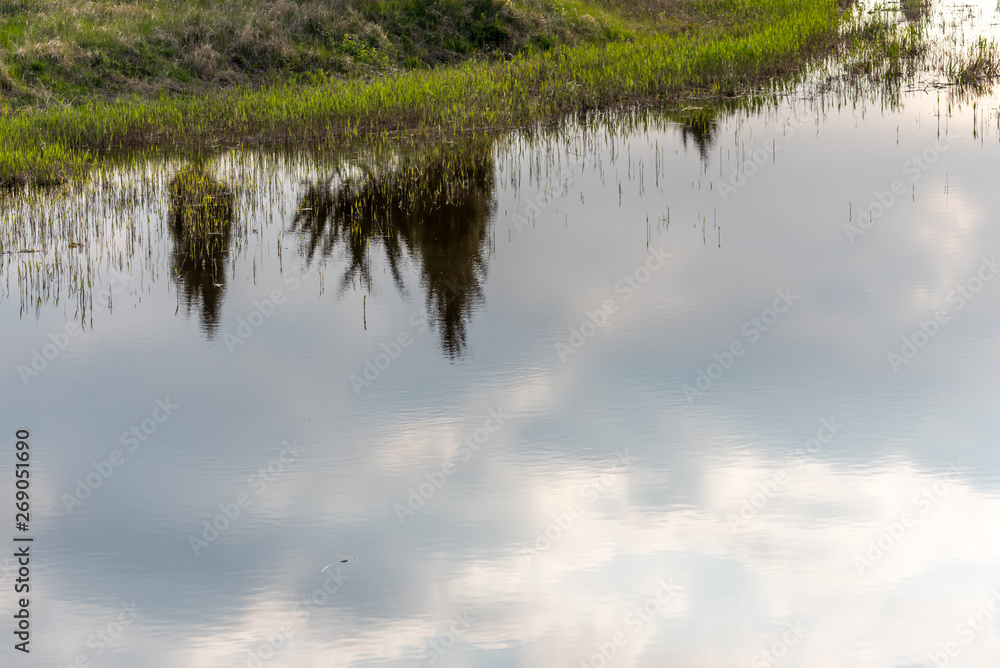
[5,45,1000,668]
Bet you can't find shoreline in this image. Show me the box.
[1,0,852,187]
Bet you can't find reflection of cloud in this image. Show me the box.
[911,183,987,312]
[16,87,1000,668]
[36,441,1000,668]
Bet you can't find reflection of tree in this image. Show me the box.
[290,147,494,358]
[676,108,718,162]
[168,166,235,336]
[900,0,928,24]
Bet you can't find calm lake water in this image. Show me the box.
[4,2,1000,666]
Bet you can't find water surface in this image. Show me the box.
[4,2,1000,666]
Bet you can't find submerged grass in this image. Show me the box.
[947,36,1000,88]
[0,0,853,186]
[835,4,926,87]
[0,140,87,188]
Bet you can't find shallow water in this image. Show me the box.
[4,2,1000,667]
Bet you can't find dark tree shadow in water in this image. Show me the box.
[900,0,929,24]
[677,109,718,162]
[290,149,495,358]
[168,166,235,337]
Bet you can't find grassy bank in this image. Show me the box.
[0,0,854,187]
[0,0,656,103]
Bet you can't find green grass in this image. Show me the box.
[0,0,680,103]
[0,0,856,186]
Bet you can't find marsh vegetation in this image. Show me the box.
[1,0,998,350]
[1,0,860,186]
